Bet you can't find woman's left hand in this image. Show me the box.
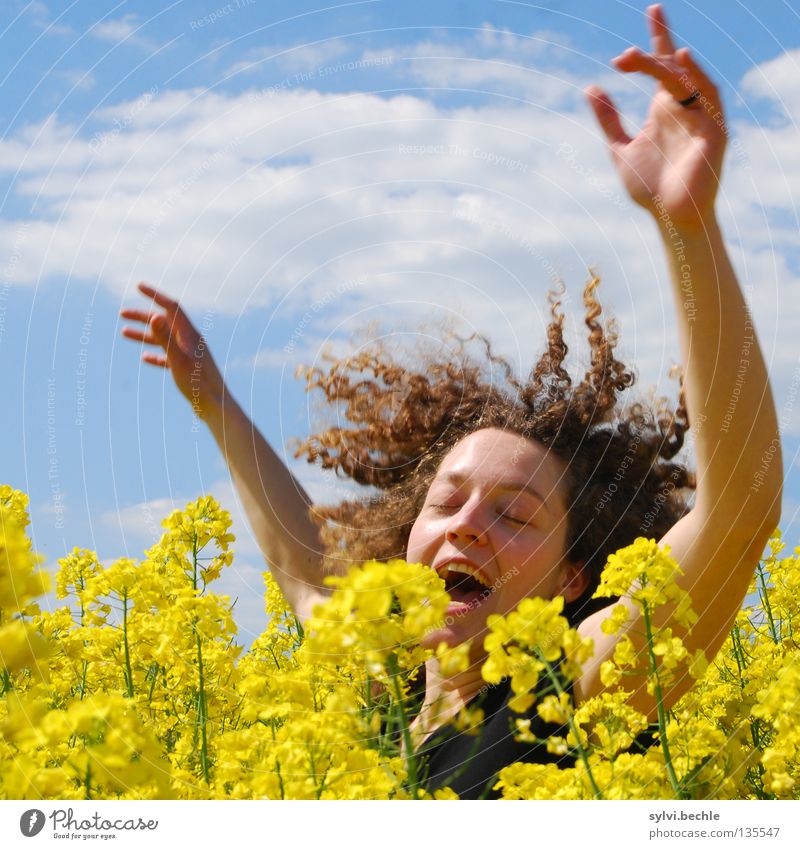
[586,4,727,231]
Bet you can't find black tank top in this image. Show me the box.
[417,679,658,799]
[417,677,576,800]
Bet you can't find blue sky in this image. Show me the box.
[2,0,799,645]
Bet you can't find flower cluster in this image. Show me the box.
[2,487,799,800]
[493,536,800,800]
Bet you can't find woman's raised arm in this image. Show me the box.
[576,5,782,715]
[120,282,330,622]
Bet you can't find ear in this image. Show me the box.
[559,560,590,603]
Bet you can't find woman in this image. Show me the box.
[121,6,781,798]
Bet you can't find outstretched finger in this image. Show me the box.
[585,86,632,150]
[120,308,159,325]
[142,352,168,368]
[138,281,178,312]
[121,326,160,345]
[612,48,692,100]
[648,4,676,57]
[675,48,720,110]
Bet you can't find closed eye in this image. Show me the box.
[498,508,539,526]
[500,513,530,525]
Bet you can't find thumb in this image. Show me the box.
[585,85,632,151]
[149,314,171,346]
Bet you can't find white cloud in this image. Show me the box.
[1,40,798,428]
[740,47,800,120]
[90,13,162,51]
[57,69,96,91]
[91,14,139,42]
[23,1,74,37]
[0,87,662,324]
[100,495,178,544]
[360,26,602,108]
[227,37,352,77]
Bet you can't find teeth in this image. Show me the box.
[443,563,492,590]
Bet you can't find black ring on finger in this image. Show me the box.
[678,90,702,108]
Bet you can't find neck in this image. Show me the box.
[409,656,487,750]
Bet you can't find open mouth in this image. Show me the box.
[440,563,494,611]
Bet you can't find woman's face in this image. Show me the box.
[406,427,587,656]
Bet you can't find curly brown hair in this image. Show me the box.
[294,275,694,625]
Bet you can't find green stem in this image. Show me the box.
[84,763,92,800]
[146,663,159,706]
[756,561,780,643]
[308,746,329,800]
[191,533,211,785]
[79,660,88,701]
[729,618,769,796]
[77,577,91,701]
[387,654,420,797]
[266,645,281,670]
[536,650,604,800]
[730,622,748,682]
[196,631,211,784]
[0,667,13,696]
[274,758,285,800]
[641,601,685,799]
[122,590,134,698]
[365,667,379,753]
[365,668,373,713]
[78,574,86,626]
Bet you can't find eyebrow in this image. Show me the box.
[434,471,552,512]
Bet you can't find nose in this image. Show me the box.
[445,500,489,546]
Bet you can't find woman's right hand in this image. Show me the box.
[122,283,327,620]
[120,282,225,422]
